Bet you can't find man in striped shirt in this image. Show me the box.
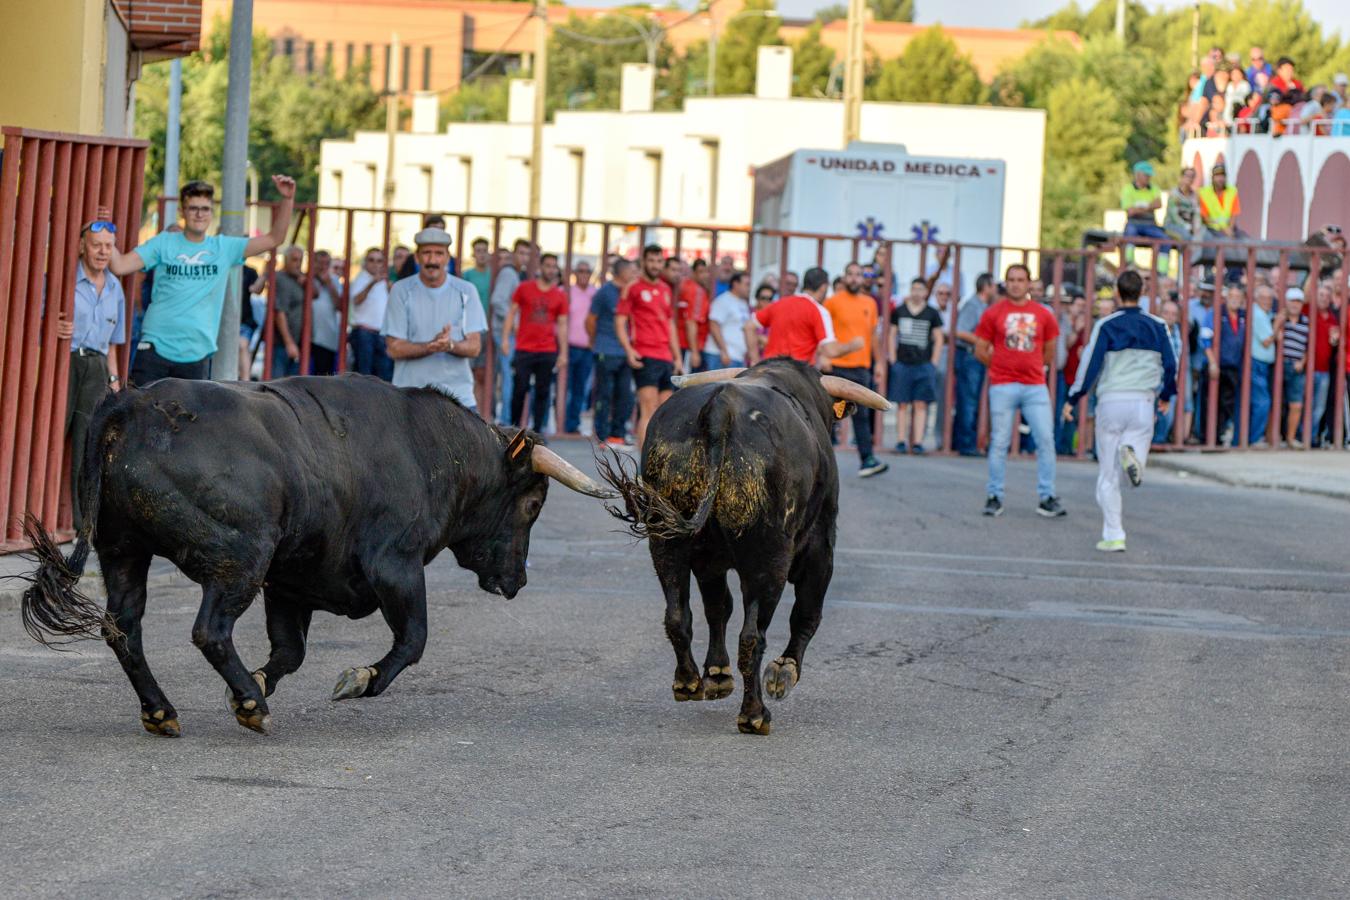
[1280,287,1309,447]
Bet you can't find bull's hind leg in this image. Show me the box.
[694,568,735,700]
[735,569,787,735]
[101,550,180,737]
[651,539,702,702]
[254,590,313,698]
[191,582,270,733]
[765,538,834,702]
[333,565,427,701]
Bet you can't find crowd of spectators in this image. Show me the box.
[1181,46,1350,139]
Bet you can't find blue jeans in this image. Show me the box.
[592,353,634,442]
[1054,370,1076,454]
[953,349,984,454]
[497,343,515,425]
[987,382,1056,501]
[1248,360,1271,443]
[564,346,595,434]
[1311,371,1331,445]
[348,328,392,381]
[1153,401,1175,443]
[271,343,300,379]
[1124,220,1172,269]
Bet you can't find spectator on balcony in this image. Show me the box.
[1164,166,1201,241]
[1267,89,1294,136]
[1121,162,1170,272]
[1281,287,1309,447]
[1270,56,1303,96]
[1248,284,1277,445]
[1227,65,1252,114]
[1211,67,1233,128]
[1187,56,1218,135]
[1312,91,1339,135]
[1235,91,1264,133]
[1205,96,1228,136]
[1335,72,1349,99]
[1246,47,1272,87]
[1198,164,1242,239]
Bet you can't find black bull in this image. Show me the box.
[19,374,615,736]
[598,358,891,735]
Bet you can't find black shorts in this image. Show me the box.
[633,356,674,392]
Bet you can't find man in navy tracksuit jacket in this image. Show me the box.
[1065,271,1177,552]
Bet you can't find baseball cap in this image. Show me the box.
[1197,280,1215,292]
[1285,287,1305,301]
[1133,161,1154,176]
[1211,163,1226,176]
[1335,72,1348,86]
[414,227,452,247]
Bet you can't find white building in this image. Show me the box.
[317,47,1046,271]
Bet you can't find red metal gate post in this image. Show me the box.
[337,208,354,375]
[1268,250,1288,448]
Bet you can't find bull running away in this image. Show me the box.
[597,358,892,735]
[17,373,616,736]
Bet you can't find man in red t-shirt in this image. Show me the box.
[677,259,713,372]
[616,243,683,447]
[746,267,862,365]
[502,252,568,432]
[974,263,1064,518]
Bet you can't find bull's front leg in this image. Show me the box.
[333,569,428,701]
[191,583,270,733]
[651,540,702,701]
[735,569,786,736]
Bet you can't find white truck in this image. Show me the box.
[751,141,1007,294]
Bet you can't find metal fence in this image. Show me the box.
[0,128,148,551]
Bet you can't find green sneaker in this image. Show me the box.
[1096,539,1126,553]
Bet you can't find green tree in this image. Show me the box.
[868,24,985,104]
[869,0,915,22]
[715,0,783,95]
[547,14,681,112]
[990,36,1080,108]
[1041,76,1128,246]
[134,22,384,205]
[440,77,511,124]
[814,4,847,24]
[792,22,837,97]
[1077,35,1169,169]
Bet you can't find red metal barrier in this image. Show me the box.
[0,128,147,551]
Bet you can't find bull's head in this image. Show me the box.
[671,367,893,419]
[454,429,617,599]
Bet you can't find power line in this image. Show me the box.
[435,13,534,93]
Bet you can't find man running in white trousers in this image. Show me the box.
[1065,270,1177,552]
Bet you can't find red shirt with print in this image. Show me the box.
[676,278,711,350]
[512,280,568,353]
[616,277,675,361]
[974,298,1059,386]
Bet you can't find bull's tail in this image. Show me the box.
[16,394,126,648]
[595,390,730,541]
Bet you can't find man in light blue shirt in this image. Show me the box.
[111,176,295,384]
[383,228,488,410]
[58,221,126,528]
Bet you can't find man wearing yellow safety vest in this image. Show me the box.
[1198,163,1243,239]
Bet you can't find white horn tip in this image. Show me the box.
[671,374,691,387]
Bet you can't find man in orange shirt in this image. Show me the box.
[825,262,889,477]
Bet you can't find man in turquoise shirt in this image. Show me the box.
[1248,284,1277,445]
[111,175,295,384]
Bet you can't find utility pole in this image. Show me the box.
[1191,3,1200,69]
[1115,0,1126,41]
[842,0,865,146]
[707,9,717,96]
[214,0,253,382]
[529,0,547,219]
[384,32,401,209]
[163,57,183,226]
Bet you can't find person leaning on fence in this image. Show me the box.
[58,219,126,530]
[110,175,295,385]
[1066,270,1176,553]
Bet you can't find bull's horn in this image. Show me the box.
[670,367,746,388]
[819,374,893,411]
[531,445,619,499]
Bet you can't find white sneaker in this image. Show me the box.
[1119,444,1142,487]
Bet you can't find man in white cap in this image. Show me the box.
[382,227,488,411]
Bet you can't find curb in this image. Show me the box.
[1150,458,1350,503]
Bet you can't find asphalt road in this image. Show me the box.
[3,445,1349,898]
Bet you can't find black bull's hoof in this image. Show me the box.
[763,657,799,701]
[736,711,772,735]
[226,671,271,734]
[672,676,704,702]
[140,708,181,737]
[702,665,735,700]
[332,666,377,701]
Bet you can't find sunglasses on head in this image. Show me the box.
[1327,225,1343,234]
[82,221,116,235]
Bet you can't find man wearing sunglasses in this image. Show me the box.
[58,219,126,529]
[110,175,295,384]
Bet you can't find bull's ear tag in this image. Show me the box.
[833,400,848,420]
[506,428,529,461]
